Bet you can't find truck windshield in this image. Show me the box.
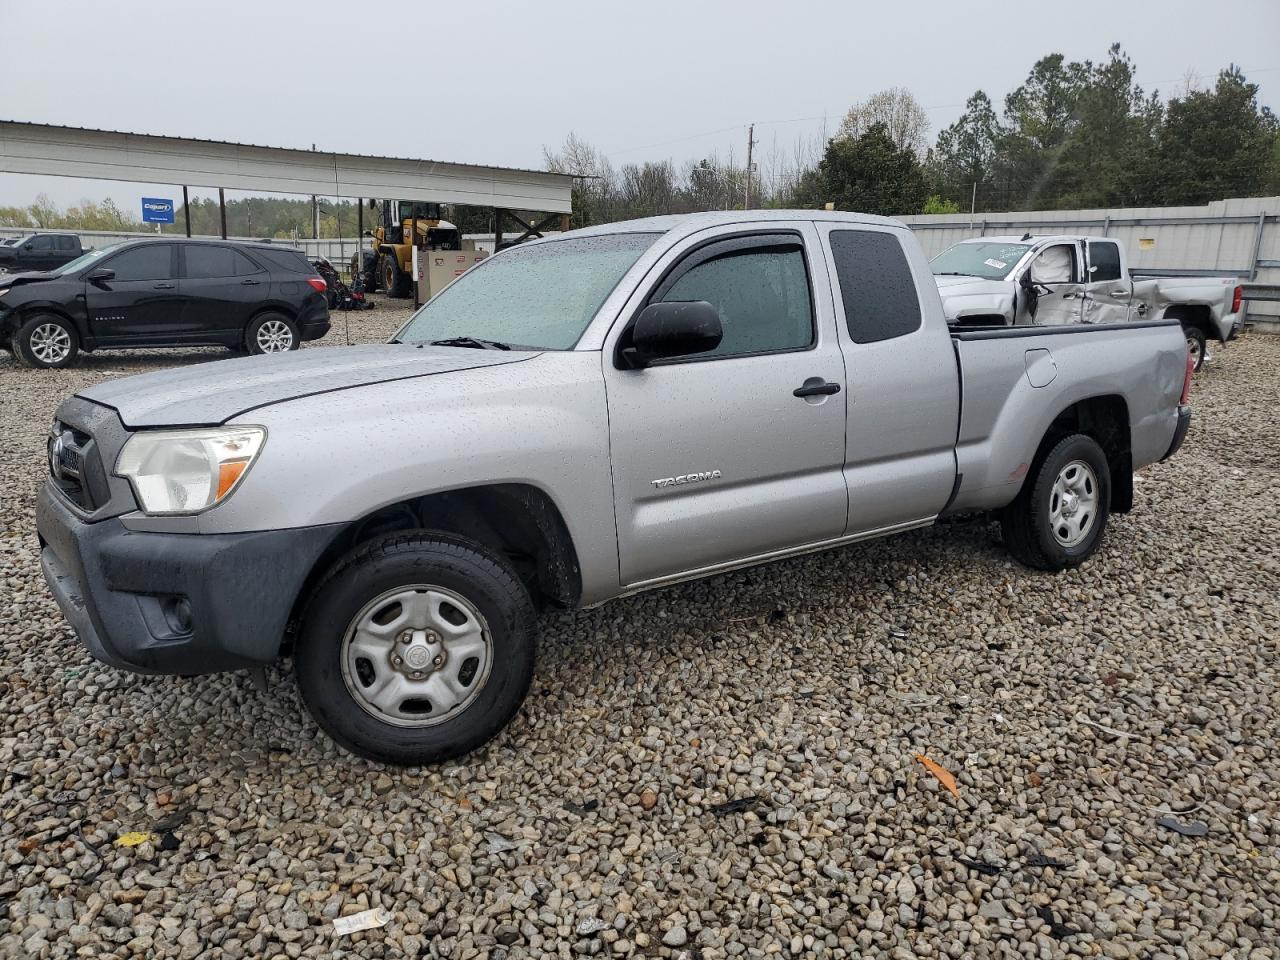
[394,233,660,350]
[931,242,1031,281]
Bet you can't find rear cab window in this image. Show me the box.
[828,230,922,343]
[1087,241,1123,282]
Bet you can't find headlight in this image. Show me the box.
[115,426,265,515]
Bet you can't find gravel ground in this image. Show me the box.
[1,312,1277,959]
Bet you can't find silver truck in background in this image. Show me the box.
[36,211,1194,765]
[931,235,1245,371]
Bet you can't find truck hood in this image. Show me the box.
[933,274,1013,295]
[78,344,536,428]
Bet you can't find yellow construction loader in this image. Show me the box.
[352,200,463,298]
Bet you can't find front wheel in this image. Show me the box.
[1001,433,1111,571]
[14,314,80,369]
[244,312,299,355]
[1183,326,1207,373]
[294,533,537,765]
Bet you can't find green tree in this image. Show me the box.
[932,91,999,208]
[795,123,929,216]
[1153,66,1277,204]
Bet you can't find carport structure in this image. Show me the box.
[0,120,574,244]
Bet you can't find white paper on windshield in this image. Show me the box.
[983,258,1007,269]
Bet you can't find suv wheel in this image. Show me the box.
[14,314,80,369]
[294,533,537,765]
[245,312,299,354]
[1001,433,1111,571]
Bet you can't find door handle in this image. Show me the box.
[1110,289,1130,298]
[153,282,175,289]
[241,279,261,285]
[793,378,841,398]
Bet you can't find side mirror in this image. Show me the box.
[620,300,722,369]
[86,267,115,284]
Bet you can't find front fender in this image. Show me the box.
[193,351,622,603]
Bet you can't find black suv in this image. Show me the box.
[0,239,330,368]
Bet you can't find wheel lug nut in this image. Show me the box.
[433,655,444,667]
[392,656,402,666]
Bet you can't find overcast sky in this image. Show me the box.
[2,0,1278,211]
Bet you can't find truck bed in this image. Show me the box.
[946,319,1188,513]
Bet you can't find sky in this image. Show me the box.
[2,0,1278,212]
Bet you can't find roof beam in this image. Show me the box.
[0,121,573,213]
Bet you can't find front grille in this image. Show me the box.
[48,422,99,510]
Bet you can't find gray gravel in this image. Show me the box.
[1,311,1277,959]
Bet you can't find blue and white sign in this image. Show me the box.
[141,198,175,224]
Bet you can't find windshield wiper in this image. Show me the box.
[934,271,976,277]
[428,336,511,351]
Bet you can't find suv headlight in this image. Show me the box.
[115,426,266,515]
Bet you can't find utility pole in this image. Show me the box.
[971,182,978,215]
[744,124,757,209]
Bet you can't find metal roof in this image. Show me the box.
[0,120,574,213]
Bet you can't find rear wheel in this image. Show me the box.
[14,314,79,369]
[1001,433,1111,571]
[244,312,299,355]
[294,533,537,765]
[1183,326,1207,373]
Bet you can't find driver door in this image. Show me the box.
[1027,242,1084,325]
[603,223,849,588]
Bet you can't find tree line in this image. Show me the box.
[546,45,1279,222]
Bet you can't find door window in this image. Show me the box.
[1031,245,1077,284]
[655,240,813,358]
[829,230,922,343]
[185,244,261,278]
[1087,241,1122,282]
[29,236,54,252]
[106,244,174,281]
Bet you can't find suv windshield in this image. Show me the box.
[931,241,1031,281]
[50,244,118,276]
[395,233,660,350]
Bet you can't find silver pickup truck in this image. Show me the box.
[931,234,1245,371]
[36,211,1193,765]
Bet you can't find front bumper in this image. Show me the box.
[1161,405,1192,462]
[37,484,342,675]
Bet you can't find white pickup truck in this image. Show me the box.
[931,235,1245,370]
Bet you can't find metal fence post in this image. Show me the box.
[1249,212,1267,281]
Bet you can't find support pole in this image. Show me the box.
[312,196,319,240]
[218,187,227,239]
[182,185,191,237]
[494,208,504,252]
[560,213,571,233]
[356,199,364,283]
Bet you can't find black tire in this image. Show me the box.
[380,254,412,299]
[244,312,299,355]
[13,313,80,369]
[294,532,537,766]
[1183,325,1207,373]
[1001,433,1111,572]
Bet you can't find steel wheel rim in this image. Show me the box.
[30,323,71,364]
[340,584,494,728]
[256,319,294,352]
[1187,335,1202,367]
[1049,459,1099,547]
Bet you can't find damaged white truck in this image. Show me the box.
[931,235,1245,370]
